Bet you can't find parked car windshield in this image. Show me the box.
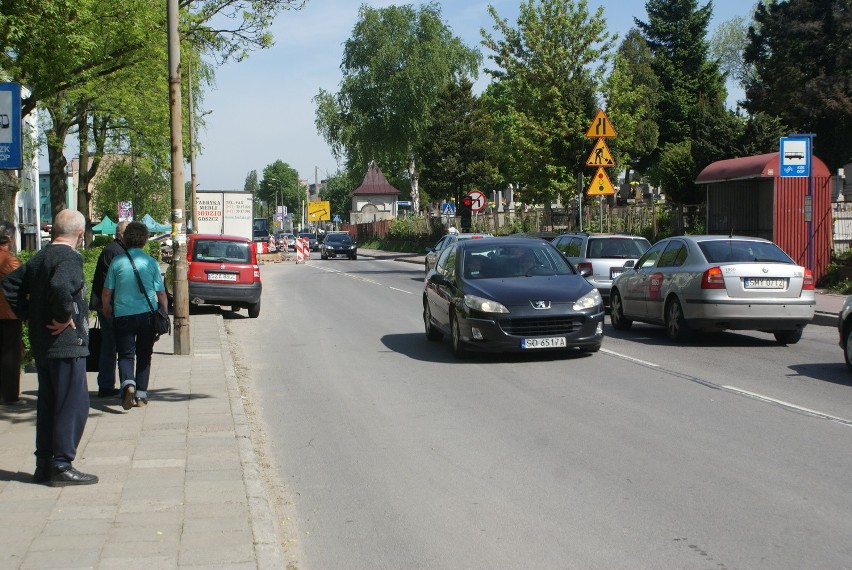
[698,239,794,264]
[193,240,251,263]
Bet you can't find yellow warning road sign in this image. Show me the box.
[586,139,616,167]
[585,109,617,138]
[586,167,616,196]
[308,200,331,221]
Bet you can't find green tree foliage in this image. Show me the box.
[322,171,357,224]
[244,170,259,194]
[260,161,301,217]
[743,0,852,170]
[710,14,756,89]
[417,80,501,207]
[314,2,480,213]
[635,0,727,203]
[92,158,170,224]
[481,0,613,207]
[603,29,660,181]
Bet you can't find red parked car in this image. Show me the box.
[182,233,262,318]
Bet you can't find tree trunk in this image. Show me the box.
[0,170,17,228]
[407,154,420,214]
[46,109,73,222]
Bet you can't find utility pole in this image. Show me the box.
[167,0,190,354]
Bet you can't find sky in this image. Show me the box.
[193,0,753,191]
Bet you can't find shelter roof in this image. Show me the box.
[696,152,830,184]
[350,161,400,196]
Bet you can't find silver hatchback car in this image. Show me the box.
[551,232,651,306]
[609,235,815,343]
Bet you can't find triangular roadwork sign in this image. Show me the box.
[586,167,616,196]
[586,139,616,167]
[585,109,617,138]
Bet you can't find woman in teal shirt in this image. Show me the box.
[101,222,167,410]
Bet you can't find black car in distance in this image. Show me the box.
[320,231,358,260]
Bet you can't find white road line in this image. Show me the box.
[389,287,414,295]
[307,262,415,294]
[601,348,660,368]
[722,386,852,425]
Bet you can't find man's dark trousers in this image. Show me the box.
[35,357,89,468]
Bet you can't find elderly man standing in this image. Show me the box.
[89,220,128,397]
[2,209,98,486]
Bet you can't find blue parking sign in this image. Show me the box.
[779,136,811,178]
[0,83,22,170]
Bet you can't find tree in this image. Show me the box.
[635,0,728,203]
[710,14,756,90]
[481,0,614,208]
[260,161,300,218]
[314,2,480,214]
[743,0,852,171]
[244,170,259,194]
[321,171,357,224]
[92,158,170,224]
[417,80,501,207]
[603,29,661,183]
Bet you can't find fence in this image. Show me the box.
[833,202,852,255]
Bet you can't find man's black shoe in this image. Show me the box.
[33,467,50,484]
[97,388,120,397]
[49,466,98,487]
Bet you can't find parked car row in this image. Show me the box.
[423,232,818,358]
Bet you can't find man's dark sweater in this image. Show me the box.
[90,238,124,310]
[2,243,89,360]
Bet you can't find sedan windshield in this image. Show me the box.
[463,244,575,279]
[698,240,794,264]
[326,234,352,244]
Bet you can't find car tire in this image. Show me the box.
[247,301,260,319]
[321,253,328,260]
[665,297,692,342]
[774,329,803,345]
[609,290,632,330]
[451,312,467,359]
[845,328,852,372]
[580,344,601,353]
[423,300,443,341]
[350,254,357,260]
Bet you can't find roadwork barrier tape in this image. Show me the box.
[296,237,309,263]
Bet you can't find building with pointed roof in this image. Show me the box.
[349,161,401,224]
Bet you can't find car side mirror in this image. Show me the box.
[425,247,434,254]
[428,273,451,286]
[623,260,635,268]
[578,267,592,278]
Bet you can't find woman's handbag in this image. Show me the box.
[124,250,171,340]
[87,320,102,372]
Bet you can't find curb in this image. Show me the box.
[217,314,287,569]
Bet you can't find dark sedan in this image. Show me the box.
[423,237,605,358]
[321,232,357,260]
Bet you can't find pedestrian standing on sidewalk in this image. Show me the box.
[89,220,128,398]
[0,221,23,404]
[101,221,166,410]
[1,209,98,486]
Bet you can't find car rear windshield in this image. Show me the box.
[193,240,251,263]
[698,240,794,264]
[587,237,650,259]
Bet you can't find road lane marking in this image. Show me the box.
[308,262,417,294]
[722,386,852,426]
[601,348,659,368]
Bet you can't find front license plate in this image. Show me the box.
[208,273,237,281]
[744,278,786,289]
[521,337,567,349]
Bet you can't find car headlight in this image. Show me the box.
[464,294,509,313]
[573,289,602,311]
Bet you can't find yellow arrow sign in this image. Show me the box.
[585,109,617,138]
[308,200,331,221]
[586,167,616,196]
[586,139,616,167]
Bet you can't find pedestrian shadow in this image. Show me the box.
[88,387,213,413]
[0,468,41,484]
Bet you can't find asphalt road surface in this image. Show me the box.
[224,253,852,570]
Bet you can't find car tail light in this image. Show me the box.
[577,261,593,274]
[253,265,260,280]
[701,266,725,289]
[803,268,814,290]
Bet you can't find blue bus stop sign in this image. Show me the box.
[779,136,811,178]
[0,83,22,170]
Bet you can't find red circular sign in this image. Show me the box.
[468,190,487,212]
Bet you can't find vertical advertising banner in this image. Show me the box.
[118,201,134,222]
[0,82,22,170]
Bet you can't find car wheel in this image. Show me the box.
[774,329,803,345]
[321,252,328,260]
[844,328,852,372]
[423,300,443,341]
[609,290,632,330]
[451,312,467,359]
[350,254,357,260]
[665,297,692,342]
[247,301,260,319]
